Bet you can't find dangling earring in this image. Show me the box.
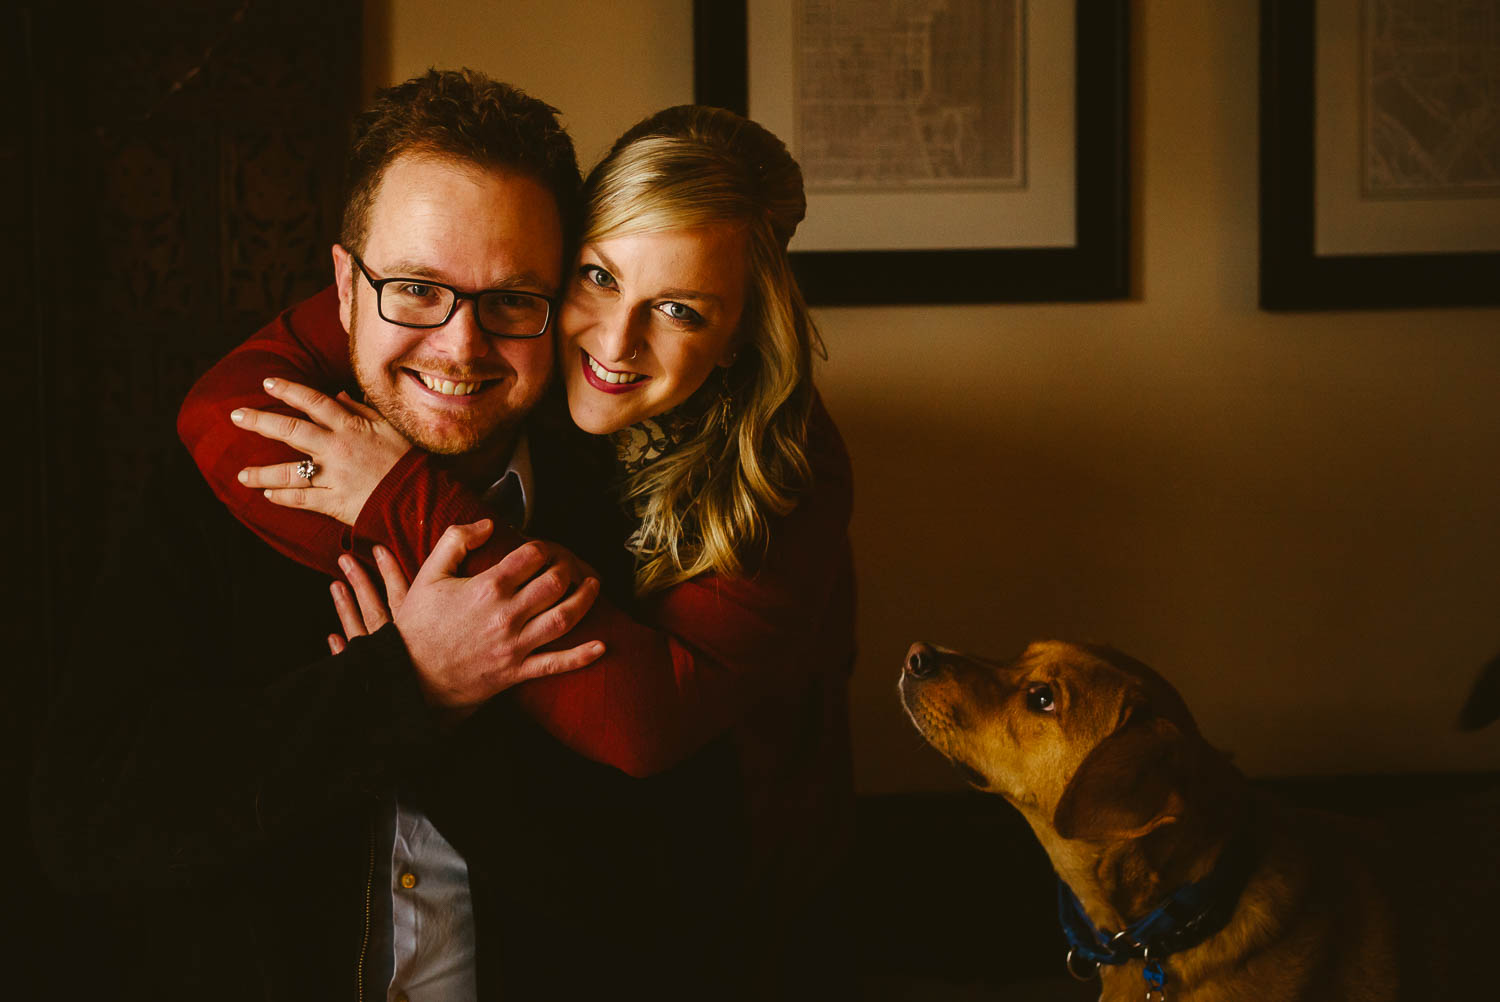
[714,367,735,435]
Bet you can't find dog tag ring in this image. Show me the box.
[1065,947,1100,982]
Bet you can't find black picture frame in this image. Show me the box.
[1260,0,1500,310]
[693,0,1130,306]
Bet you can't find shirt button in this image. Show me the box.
[400,872,418,890]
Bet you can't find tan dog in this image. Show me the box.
[897,640,1468,1002]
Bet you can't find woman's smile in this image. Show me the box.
[580,350,649,391]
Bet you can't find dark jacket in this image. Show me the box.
[31,434,746,1002]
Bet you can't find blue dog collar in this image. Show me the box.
[1057,822,1255,997]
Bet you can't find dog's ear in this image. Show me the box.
[1053,707,1186,841]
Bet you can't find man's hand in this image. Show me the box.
[389,520,605,710]
[325,546,409,655]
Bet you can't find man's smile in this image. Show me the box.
[402,367,503,400]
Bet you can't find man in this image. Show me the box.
[33,69,739,1002]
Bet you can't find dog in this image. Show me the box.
[898,640,1490,1002]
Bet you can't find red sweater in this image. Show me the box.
[177,286,856,783]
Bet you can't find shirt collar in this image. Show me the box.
[480,433,533,529]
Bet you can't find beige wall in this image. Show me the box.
[368,0,1500,792]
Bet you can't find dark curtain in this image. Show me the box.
[9,1,358,994]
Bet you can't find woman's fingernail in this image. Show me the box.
[237,469,248,484]
[230,409,245,423]
[263,377,277,390]
[339,555,353,572]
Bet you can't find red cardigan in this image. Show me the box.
[177,287,857,780]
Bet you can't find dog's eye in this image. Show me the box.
[1025,683,1056,713]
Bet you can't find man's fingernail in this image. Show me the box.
[339,555,353,571]
[237,469,248,484]
[263,377,278,390]
[230,409,245,423]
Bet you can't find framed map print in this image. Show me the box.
[694,0,1130,305]
[1261,0,1500,309]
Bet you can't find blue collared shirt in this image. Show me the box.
[369,440,534,1002]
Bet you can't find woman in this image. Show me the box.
[178,105,855,982]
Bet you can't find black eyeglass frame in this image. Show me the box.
[349,253,556,339]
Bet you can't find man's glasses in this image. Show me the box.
[350,254,554,339]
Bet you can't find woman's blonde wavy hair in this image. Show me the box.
[582,105,824,595]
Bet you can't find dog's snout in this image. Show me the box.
[905,642,939,679]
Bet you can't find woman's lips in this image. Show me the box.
[580,350,650,394]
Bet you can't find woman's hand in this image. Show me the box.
[231,377,411,526]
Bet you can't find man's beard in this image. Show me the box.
[347,295,517,457]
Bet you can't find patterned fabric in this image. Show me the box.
[610,395,713,476]
[609,382,722,561]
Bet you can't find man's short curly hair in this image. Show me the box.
[340,68,581,257]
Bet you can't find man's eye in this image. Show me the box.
[395,282,441,301]
[657,301,703,324]
[580,265,615,290]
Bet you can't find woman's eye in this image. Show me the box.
[656,301,703,325]
[580,265,616,290]
[1025,683,1056,714]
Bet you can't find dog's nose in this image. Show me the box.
[905,642,939,679]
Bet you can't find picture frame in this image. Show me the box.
[1260,0,1500,310]
[693,0,1130,306]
